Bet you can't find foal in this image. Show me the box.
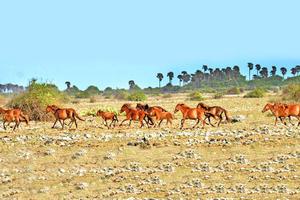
[197,102,230,127]
[0,107,29,130]
[46,105,84,129]
[119,103,149,128]
[148,107,173,128]
[174,103,206,129]
[96,110,118,129]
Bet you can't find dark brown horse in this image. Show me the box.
[148,107,173,128]
[96,110,118,129]
[197,102,230,127]
[262,103,300,126]
[0,107,29,130]
[174,103,206,129]
[120,103,149,128]
[46,105,84,129]
[136,103,167,126]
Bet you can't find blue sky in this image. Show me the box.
[0,0,299,90]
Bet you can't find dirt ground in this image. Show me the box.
[0,94,299,199]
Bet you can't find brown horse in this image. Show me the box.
[197,102,230,127]
[46,105,84,129]
[148,107,173,128]
[262,103,300,126]
[119,103,149,128]
[174,103,206,129]
[0,107,29,130]
[136,103,167,126]
[96,110,118,129]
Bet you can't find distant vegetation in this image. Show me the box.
[1,63,300,102]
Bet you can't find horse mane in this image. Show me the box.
[198,102,209,110]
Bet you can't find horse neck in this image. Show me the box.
[0,107,7,113]
[122,106,131,114]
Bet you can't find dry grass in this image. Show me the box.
[0,93,299,199]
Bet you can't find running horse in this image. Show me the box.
[148,107,174,128]
[197,102,230,127]
[136,103,167,126]
[96,110,118,129]
[174,103,206,129]
[0,107,29,130]
[262,103,300,126]
[46,105,85,129]
[119,103,149,128]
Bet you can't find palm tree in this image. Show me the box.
[202,65,208,72]
[260,67,268,78]
[270,66,277,76]
[295,65,300,76]
[156,73,164,88]
[247,63,253,80]
[182,73,191,85]
[128,80,135,89]
[65,81,71,90]
[177,74,183,86]
[280,67,287,79]
[167,72,174,84]
[291,68,297,76]
[233,65,240,80]
[255,64,261,75]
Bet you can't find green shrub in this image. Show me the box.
[213,92,224,99]
[189,91,204,101]
[244,88,266,98]
[281,84,300,101]
[7,82,69,121]
[127,91,147,101]
[226,87,241,95]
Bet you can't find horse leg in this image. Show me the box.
[208,117,215,127]
[13,119,20,131]
[279,117,287,126]
[105,120,110,129]
[52,119,58,128]
[158,120,163,127]
[109,120,115,129]
[193,119,200,129]
[3,121,6,130]
[120,119,128,126]
[217,115,223,127]
[288,116,294,126]
[274,117,278,126]
[74,118,78,129]
[59,120,64,129]
[180,119,185,129]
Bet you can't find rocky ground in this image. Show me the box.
[0,95,299,199]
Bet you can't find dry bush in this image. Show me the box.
[7,83,68,121]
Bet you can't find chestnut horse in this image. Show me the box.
[174,103,206,129]
[119,103,149,128]
[46,105,84,129]
[148,107,173,128]
[0,107,29,130]
[136,103,167,126]
[262,103,300,126]
[197,102,230,127]
[96,110,118,129]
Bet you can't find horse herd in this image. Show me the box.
[0,102,299,131]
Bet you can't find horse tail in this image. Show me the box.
[222,109,231,122]
[74,111,85,121]
[20,112,29,125]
